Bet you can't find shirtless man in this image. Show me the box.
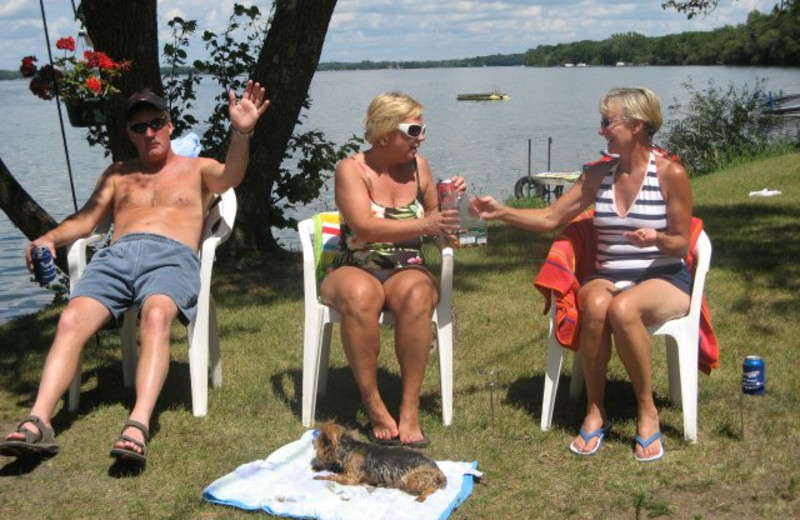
[0,80,269,467]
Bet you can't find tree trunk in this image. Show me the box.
[238,0,339,251]
[80,0,162,161]
[1,1,338,257]
[0,157,68,272]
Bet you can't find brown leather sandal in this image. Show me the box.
[109,419,149,466]
[0,415,60,457]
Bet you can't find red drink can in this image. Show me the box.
[437,179,458,210]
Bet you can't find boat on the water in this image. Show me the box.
[456,91,510,101]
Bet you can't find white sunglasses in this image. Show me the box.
[397,123,426,139]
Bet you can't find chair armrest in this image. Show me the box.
[298,218,320,305]
[66,231,108,294]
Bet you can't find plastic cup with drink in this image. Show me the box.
[437,179,461,248]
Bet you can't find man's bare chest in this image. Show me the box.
[116,171,202,210]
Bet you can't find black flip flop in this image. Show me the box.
[402,432,431,449]
[366,429,401,446]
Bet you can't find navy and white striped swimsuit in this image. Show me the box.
[593,151,684,279]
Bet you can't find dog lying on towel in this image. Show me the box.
[312,422,447,502]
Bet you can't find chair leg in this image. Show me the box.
[187,314,210,418]
[569,352,584,400]
[121,307,138,388]
[317,322,333,399]
[208,297,222,388]
[665,337,683,407]
[436,318,454,426]
[667,334,698,443]
[541,338,566,431]
[302,309,327,428]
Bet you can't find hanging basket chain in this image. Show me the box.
[38,0,79,214]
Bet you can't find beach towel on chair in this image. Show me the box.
[203,430,482,520]
[313,213,341,284]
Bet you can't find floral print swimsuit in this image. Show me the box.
[332,158,426,277]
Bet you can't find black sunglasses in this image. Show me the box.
[128,117,168,134]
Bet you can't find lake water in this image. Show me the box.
[2,65,799,324]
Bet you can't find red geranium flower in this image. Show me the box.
[56,37,76,52]
[28,65,62,100]
[20,56,37,77]
[84,51,116,71]
[85,77,102,94]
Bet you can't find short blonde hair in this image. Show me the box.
[364,92,424,145]
[600,87,662,140]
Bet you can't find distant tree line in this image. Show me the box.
[317,53,526,71]
[526,4,798,67]
[1,4,795,79]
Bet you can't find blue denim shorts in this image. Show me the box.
[70,233,201,325]
[587,262,692,295]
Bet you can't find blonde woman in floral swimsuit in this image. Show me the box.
[320,92,464,447]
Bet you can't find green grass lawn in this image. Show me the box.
[1,152,799,519]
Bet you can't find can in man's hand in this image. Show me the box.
[741,355,765,395]
[32,246,57,286]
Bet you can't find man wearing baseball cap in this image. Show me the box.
[1,80,269,469]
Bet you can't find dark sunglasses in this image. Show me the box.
[128,117,168,134]
[600,117,628,128]
[397,123,426,139]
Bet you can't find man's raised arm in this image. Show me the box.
[203,80,270,194]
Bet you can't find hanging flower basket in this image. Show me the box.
[65,97,107,127]
[19,36,130,128]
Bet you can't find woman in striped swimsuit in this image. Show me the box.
[320,92,464,447]
[470,87,692,462]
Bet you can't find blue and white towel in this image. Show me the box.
[203,430,482,520]
[171,132,202,158]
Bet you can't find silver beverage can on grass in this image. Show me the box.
[32,246,57,286]
[741,355,765,395]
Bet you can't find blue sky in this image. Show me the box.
[0,0,779,70]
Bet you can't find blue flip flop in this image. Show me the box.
[569,421,611,456]
[634,431,665,462]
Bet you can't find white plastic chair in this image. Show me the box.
[298,211,455,427]
[65,188,237,417]
[540,230,712,442]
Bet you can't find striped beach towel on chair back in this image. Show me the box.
[313,212,341,284]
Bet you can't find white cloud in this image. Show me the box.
[0,0,781,69]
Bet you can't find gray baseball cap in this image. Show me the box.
[124,91,168,121]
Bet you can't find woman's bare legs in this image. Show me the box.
[383,269,438,444]
[608,279,689,459]
[571,279,616,453]
[320,267,398,440]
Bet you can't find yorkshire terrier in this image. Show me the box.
[311,422,447,502]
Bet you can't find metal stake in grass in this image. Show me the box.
[738,391,745,440]
[479,369,502,425]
